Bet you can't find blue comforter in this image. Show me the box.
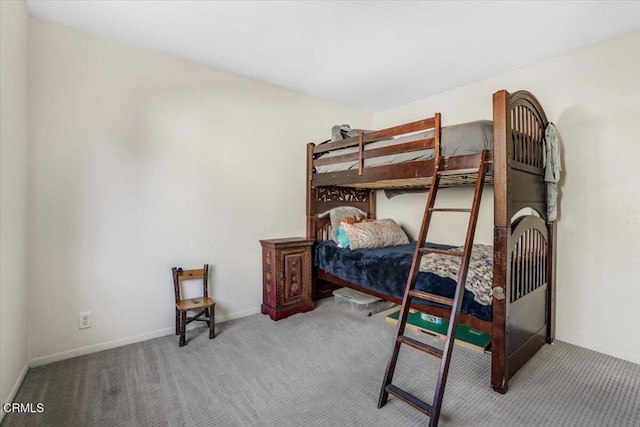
[314,240,492,322]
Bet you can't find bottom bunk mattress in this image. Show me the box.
[314,240,492,322]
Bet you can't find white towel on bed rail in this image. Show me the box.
[543,123,562,222]
[419,244,493,306]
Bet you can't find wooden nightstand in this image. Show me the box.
[260,238,315,321]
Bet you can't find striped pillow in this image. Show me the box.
[341,219,409,249]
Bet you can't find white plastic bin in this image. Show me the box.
[333,288,395,316]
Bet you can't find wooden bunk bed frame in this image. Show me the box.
[305,90,556,394]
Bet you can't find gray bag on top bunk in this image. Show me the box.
[331,124,376,141]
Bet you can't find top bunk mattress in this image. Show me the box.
[316,120,493,174]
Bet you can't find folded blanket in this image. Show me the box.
[419,244,493,305]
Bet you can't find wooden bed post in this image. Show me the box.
[492,90,510,394]
[434,112,441,159]
[546,221,557,343]
[306,142,317,240]
[368,190,377,220]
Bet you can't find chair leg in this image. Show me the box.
[209,305,216,339]
[175,308,180,335]
[179,311,187,347]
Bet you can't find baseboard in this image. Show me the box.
[216,307,260,323]
[29,327,177,367]
[560,338,640,366]
[30,307,261,368]
[0,361,29,424]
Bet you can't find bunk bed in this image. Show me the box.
[305,90,556,394]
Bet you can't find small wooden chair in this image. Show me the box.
[172,264,216,347]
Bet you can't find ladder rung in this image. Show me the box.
[428,208,471,213]
[409,290,454,307]
[385,384,433,416]
[418,248,463,257]
[397,335,444,358]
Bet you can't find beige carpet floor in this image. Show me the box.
[2,299,639,426]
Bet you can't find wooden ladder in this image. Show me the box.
[378,150,490,427]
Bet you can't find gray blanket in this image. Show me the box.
[544,123,561,221]
[419,244,493,306]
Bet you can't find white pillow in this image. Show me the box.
[328,207,367,242]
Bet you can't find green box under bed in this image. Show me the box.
[386,310,491,352]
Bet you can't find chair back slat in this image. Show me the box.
[177,269,205,280]
[172,264,209,300]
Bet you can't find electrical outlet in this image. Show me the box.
[78,312,92,329]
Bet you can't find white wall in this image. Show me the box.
[0,0,30,412]
[14,12,640,370]
[28,19,370,362]
[374,31,640,364]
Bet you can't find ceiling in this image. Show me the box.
[25,1,640,112]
